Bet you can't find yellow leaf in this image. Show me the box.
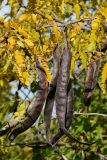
[46,14,53,21]
[8,37,16,45]
[92,18,101,30]
[99,6,107,20]
[0,17,4,22]
[70,53,78,76]
[18,27,28,38]
[65,0,69,3]
[10,21,18,30]
[53,23,58,33]
[14,50,25,68]
[4,21,9,28]
[31,31,39,42]
[21,72,30,86]
[79,52,87,68]
[74,3,80,19]
[53,23,60,42]
[24,39,34,48]
[34,48,52,82]
[0,79,4,87]
[101,63,107,94]
[61,0,65,14]
[70,23,83,38]
[18,14,28,22]
[4,54,13,71]
[14,112,19,117]
[32,14,37,22]
[43,45,48,52]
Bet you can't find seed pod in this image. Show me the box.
[8,58,48,142]
[84,59,100,106]
[65,79,74,128]
[51,79,74,144]
[55,44,71,129]
[55,44,96,145]
[44,45,60,142]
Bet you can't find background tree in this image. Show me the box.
[0,0,107,159]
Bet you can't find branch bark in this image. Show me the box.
[74,112,107,118]
[44,17,97,28]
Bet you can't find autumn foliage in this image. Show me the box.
[0,0,107,160]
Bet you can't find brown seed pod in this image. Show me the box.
[55,44,96,145]
[8,58,48,143]
[55,44,71,129]
[44,45,60,142]
[84,59,100,106]
[65,79,74,128]
[51,79,74,144]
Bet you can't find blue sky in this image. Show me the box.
[0,0,28,18]
[0,0,10,17]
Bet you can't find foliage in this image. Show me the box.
[0,0,107,160]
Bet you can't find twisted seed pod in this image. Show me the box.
[84,59,100,106]
[55,44,96,145]
[8,58,48,142]
[44,45,60,142]
[55,44,71,129]
[51,79,73,145]
[65,80,74,128]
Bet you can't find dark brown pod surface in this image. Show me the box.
[84,59,100,106]
[8,59,48,142]
[44,45,60,142]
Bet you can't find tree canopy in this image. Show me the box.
[0,0,107,160]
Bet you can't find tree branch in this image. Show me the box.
[34,10,64,24]
[74,112,107,118]
[66,17,97,26]
[44,17,97,28]
[4,141,70,148]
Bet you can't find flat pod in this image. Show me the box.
[55,45,96,145]
[65,79,74,128]
[44,45,60,142]
[55,44,71,129]
[8,58,48,142]
[84,59,100,106]
[51,79,73,144]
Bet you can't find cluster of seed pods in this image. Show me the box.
[0,43,99,148]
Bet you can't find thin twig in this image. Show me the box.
[5,141,66,148]
[74,112,107,118]
[33,12,97,28]
[44,17,97,28]
[66,17,97,26]
[94,152,106,160]
[50,143,68,160]
[51,11,65,24]
[34,10,64,24]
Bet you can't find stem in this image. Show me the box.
[74,112,107,118]
[44,17,97,28]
